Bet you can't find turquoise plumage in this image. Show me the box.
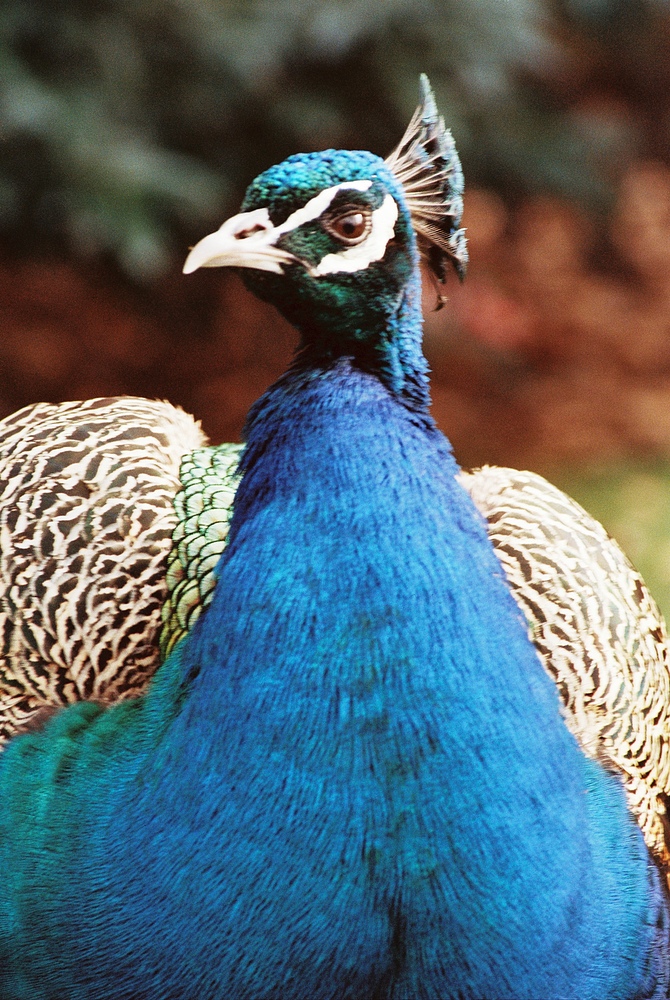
[0,77,669,998]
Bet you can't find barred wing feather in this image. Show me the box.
[0,397,206,744]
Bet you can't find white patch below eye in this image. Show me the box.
[311,194,399,276]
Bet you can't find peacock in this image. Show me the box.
[1,77,669,998]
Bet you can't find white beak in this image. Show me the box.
[183,207,297,275]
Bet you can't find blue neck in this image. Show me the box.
[0,360,667,999]
[372,267,431,411]
[281,257,431,412]
[355,268,432,412]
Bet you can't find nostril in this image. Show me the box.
[235,224,267,240]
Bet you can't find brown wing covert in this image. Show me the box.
[0,396,206,745]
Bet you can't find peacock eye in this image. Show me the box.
[324,209,371,245]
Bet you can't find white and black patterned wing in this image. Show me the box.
[460,465,670,865]
[0,396,207,745]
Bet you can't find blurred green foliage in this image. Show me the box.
[2,0,668,276]
[555,463,670,621]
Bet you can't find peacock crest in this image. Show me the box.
[386,74,468,284]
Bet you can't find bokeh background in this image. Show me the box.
[2,0,670,611]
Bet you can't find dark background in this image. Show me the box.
[3,0,670,610]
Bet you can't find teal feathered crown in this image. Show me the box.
[386,75,468,283]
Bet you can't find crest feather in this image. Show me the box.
[386,75,468,282]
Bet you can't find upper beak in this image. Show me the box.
[183,207,296,275]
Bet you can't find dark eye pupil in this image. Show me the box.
[334,213,366,240]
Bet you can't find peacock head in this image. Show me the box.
[184,76,468,358]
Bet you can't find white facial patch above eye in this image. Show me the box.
[311,194,399,276]
[276,180,373,235]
